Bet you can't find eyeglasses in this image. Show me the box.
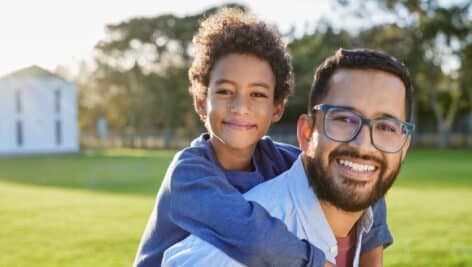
[313,104,415,153]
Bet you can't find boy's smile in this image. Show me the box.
[195,53,284,170]
[222,120,256,130]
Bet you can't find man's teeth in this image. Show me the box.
[339,159,375,172]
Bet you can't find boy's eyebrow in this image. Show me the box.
[250,82,271,90]
[214,79,271,90]
[214,79,236,86]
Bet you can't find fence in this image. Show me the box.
[80,131,472,150]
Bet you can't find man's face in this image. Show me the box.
[298,68,410,212]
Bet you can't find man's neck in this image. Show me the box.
[300,155,365,238]
[319,200,364,238]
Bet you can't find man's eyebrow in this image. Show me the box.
[340,105,402,120]
[376,113,402,121]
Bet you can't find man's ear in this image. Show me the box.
[400,136,412,162]
[297,114,314,152]
[271,99,286,123]
[193,96,207,121]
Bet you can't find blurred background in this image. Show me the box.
[0,0,470,266]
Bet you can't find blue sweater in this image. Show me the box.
[134,134,392,267]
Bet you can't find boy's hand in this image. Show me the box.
[359,245,383,267]
[324,261,336,267]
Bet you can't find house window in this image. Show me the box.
[55,89,61,113]
[55,120,62,145]
[15,90,22,113]
[16,120,23,146]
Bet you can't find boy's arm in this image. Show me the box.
[169,155,327,267]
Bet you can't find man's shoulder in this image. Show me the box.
[242,166,296,219]
[254,137,301,176]
[243,171,289,201]
[161,167,296,267]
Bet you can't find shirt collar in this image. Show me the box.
[286,156,374,259]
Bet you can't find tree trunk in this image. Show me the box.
[437,120,452,149]
[410,101,418,147]
[430,85,460,149]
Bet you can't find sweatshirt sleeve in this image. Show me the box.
[169,150,326,267]
[361,197,393,252]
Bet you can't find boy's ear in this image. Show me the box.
[193,96,207,120]
[271,100,286,123]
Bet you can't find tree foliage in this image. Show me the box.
[77,1,471,148]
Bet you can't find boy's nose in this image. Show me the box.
[230,95,250,114]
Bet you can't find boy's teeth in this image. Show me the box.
[339,159,375,172]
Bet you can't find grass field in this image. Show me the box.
[0,149,471,266]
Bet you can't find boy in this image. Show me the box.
[134,8,391,267]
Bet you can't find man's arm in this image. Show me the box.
[360,246,383,267]
[359,197,391,266]
[169,153,326,267]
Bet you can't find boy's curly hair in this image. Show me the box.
[189,7,294,103]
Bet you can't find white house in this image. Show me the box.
[0,66,79,155]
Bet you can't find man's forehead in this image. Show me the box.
[323,68,407,120]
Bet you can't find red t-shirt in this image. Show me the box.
[335,229,357,267]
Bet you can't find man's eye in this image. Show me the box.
[333,116,358,124]
[376,122,398,133]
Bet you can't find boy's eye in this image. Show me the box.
[215,89,232,95]
[251,91,268,98]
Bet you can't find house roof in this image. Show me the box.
[0,65,69,82]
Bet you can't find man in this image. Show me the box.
[161,48,414,267]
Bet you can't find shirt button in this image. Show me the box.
[329,246,337,254]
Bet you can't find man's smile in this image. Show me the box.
[334,157,379,182]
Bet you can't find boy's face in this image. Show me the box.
[298,68,410,211]
[195,53,284,155]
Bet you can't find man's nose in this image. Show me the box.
[350,125,376,151]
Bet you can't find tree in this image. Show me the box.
[286,26,355,123]
[368,0,472,147]
[90,3,247,148]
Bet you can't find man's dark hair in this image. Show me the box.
[189,7,294,103]
[309,48,413,121]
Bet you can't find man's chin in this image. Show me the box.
[317,176,379,212]
[328,193,374,212]
[306,154,398,212]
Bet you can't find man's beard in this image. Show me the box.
[306,147,401,212]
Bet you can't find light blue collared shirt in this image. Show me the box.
[162,156,374,266]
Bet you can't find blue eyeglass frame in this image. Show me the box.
[312,104,415,153]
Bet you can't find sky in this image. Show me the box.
[1,0,461,77]
[0,0,344,76]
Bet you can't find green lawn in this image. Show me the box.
[0,149,471,266]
